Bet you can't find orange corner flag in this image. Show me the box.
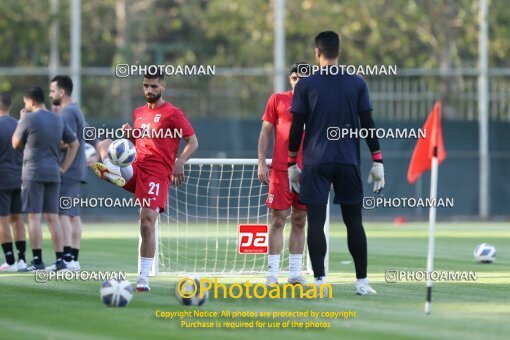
[407,101,447,184]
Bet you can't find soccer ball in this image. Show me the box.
[84,143,96,159]
[107,139,137,167]
[473,243,496,263]
[100,279,133,307]
[176,277,209,306]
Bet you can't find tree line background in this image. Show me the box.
[0,0,509,119]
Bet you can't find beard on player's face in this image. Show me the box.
[51,97,61,106]
[145,91,161,103]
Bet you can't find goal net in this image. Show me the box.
[149,159,329,275]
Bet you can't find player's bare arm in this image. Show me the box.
[11,134,23,150]
[172,134,198,187]
[60,139,80,174]
[257,121,273,184]
[12,111,25,149]
[60,141,69,150]
[19,108,27,120]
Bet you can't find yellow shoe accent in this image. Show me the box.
[93,162,126,187]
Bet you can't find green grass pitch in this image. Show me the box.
[0,222,509,340]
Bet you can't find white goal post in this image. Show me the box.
[139,158,330,276]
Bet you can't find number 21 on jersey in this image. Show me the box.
[148,181,160,195]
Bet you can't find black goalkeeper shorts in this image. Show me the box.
[299,163,363,205]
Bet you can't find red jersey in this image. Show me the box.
[132,101,195,181]
[262,91,303,170]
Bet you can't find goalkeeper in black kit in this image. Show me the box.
[288,31,385,295]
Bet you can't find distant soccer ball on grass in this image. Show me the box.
[176,277,209,306]
[473,243,496,263]
[108,138,137,167]
[100,279,133,307]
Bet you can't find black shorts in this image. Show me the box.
[299,163,363,205]
[59,178,83,216]
[21,180,60,214]
[0,188,22,216]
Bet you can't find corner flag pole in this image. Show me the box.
[407,101,445,314]
[425,147,438,314]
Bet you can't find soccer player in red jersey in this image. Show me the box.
[257,63,307,286]
[94,72,198,291]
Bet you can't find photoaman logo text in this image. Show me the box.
[176,277,332,299]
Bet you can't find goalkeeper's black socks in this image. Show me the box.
[1,242,16,265]
[307,203,368,280]
[306,204,328,278]
[15,240,26,262]
[32,249,42,265]
[72,248,79,261]
[63,246,73,262]
[56,252,64,263]
[340,203,368,279]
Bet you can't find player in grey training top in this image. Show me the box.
[12,86,80,272]
[49,75,96,271]
[0,93,27,272]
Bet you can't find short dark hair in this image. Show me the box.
[0,92,12,111]
[24,87,45,104]
[51,75,73,95]
[144,69,165,81]
[314,31,340,59]
[289,61,307,75]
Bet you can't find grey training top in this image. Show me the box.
[14,109,76,182]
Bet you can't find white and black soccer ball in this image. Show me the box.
[100,279,133,307]
[107,139,137,167]
[176,277,209,306]
[473,243,496,263]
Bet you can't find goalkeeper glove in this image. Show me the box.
[367,162,385,194]
[288,164,301,194]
